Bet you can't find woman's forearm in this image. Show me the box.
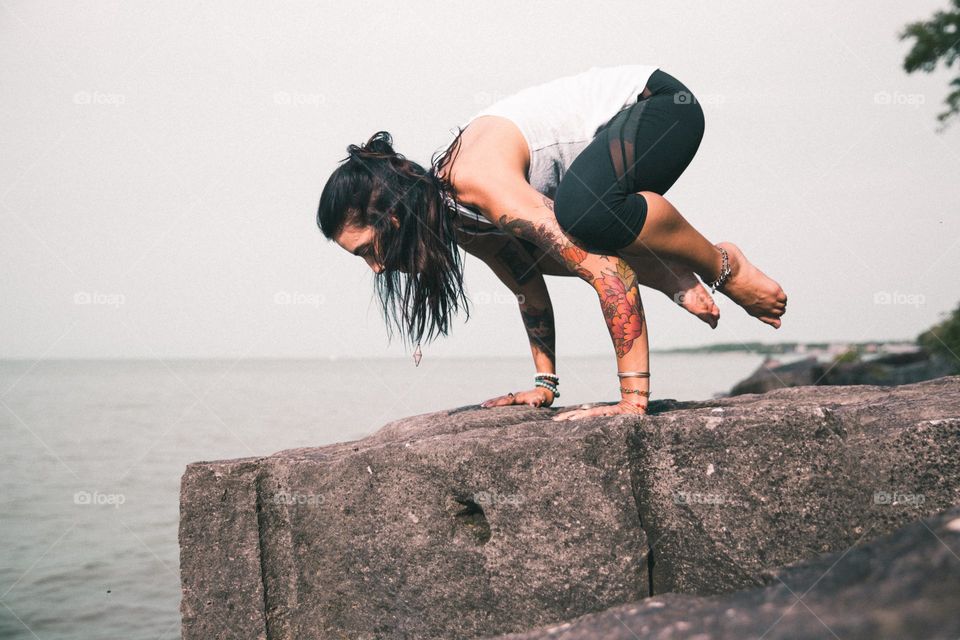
[461,176,653,409]
[591,260,650,403]
[466,232,560,377]
[492,197,649,404]
[518,296,556,374]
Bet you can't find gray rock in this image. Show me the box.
[630,375,960,595]
[180,404,650,640]
[179,375,960,639]
[729,356,824,395]
[729,350,955,396]
[485,502,960,640]
[824,350,956,386]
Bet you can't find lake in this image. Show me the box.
[0,353,763,639]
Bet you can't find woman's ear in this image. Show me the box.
[389,212,400,228]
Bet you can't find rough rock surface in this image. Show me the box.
[180,405,649,640]
[179,376,960,639]
[486,503,960,640]
[630,375,960,595]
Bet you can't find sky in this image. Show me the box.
[1,0,958,359]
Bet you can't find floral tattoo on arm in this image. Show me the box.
[497,197,645,358]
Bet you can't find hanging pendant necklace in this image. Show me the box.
[412,342,423,366]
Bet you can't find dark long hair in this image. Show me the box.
[317,129,473,348]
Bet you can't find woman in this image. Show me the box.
[317,65,787,421]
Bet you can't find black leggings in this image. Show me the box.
[553,69,705,254]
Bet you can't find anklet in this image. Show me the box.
[617,371,650,378]
[708,246,732,293]
[620,388,650,397]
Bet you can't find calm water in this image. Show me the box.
[0,354,762,639]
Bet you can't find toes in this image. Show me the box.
[759,315,781,328]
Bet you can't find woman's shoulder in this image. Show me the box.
[437,116,531,204]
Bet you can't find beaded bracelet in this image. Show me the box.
[620,388,650,397]
[534,372,559,398]
[535,379,560,398]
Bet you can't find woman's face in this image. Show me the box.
[334,215,405,274]
[334,222,386,273]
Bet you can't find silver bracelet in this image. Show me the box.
[617,371,650,378]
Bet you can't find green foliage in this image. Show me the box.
[899,0,960,131]
[917,301,960,373]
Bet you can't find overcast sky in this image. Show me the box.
[2,0,958,359]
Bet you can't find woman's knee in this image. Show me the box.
[635,191,680,233]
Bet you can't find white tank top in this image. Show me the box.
[441,64,660,237]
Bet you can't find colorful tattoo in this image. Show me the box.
[497,201,645,358]
[594,261,644,357]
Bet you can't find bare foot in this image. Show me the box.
[623,254,720,328]
[713,242,787,328]
[672,275,721,329]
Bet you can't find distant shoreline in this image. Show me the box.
[0,341,923,362]
[651,340,920,356]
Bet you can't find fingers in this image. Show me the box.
[482,390,552,409]
[552,404,646,421]
[553,408,603,421]
[480,395,514,408]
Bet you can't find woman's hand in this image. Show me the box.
[481,387,555,409]
[552,399,646,421]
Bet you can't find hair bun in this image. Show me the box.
[348,130,397,160]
